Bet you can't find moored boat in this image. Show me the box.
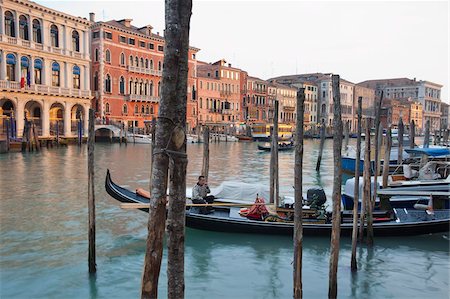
[257,142,294,152]
[105,170,450,236]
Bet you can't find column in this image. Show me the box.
[41,19,46,47]
[41,58,48,85]
[16,101,25,137]
[63,62,69,88]
[27,14,32,42]
[62,25,67,52]
[14,12,19,39]
[0,50,6,80]
[29,55,35,85]
[79,66,84,90]
[0,6,5,35]
[15,52,20,82]
[83,65,89,91]
[83,31,89,59]
[41,100,50,137]
[64,102,72,136]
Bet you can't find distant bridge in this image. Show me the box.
[95,124,122,137]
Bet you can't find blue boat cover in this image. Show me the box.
[405,147,450,157]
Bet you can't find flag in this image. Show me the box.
[20,76,25,88]
[26,71,31,87]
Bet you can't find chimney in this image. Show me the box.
[119,19,133,28]
[228,63,231,67]
[89,12,95,22]
[413,77,416,82]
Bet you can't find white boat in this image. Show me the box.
[126,134,152,144]
[187,134,201,143]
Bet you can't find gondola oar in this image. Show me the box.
[120,202,270,209]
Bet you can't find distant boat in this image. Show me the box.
[126,134,152,144]
[257,142,294,151]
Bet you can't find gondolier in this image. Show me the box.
[192,175,215,214]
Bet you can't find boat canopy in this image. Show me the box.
[186,181,270,202]
[405,147,450,157]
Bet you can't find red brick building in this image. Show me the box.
[90,15,199,132]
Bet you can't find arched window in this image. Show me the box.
[145,59,149,69]
[140,58,144,67]
[6,53,16,81]
[119,76,125,94]
[34,58,42,84]
[129,79,133,94]
[105,49,111,63]
[73,66,80,89]
[105,74,111,93]
[94,49,99,62]
[150,106,154,115]
[19,15,29,40]
[149,81,154,96]
[140,81,144,95]
[199,98,202,109]
[150,60,154,69]
[32,19,41,43]
[141,105,145,114]
[105,102,110,113]
[5,11,15,37]
[145,105,149,114]
[129,55,134,66]
[120,53,125,65]
[134,105,138,114]
[158,61,162,71]
[122,104,128,114]
[144,82,148,96]
[52,62,60,86]
[135,57,139,67]
[50,25,59,47]
[93,72,98,91]
[72,30,80,52]
[134,81,138,95]
[158,81,161,96]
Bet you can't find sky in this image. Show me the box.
[37,0,449,102]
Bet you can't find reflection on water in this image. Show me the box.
[0,140,449,298]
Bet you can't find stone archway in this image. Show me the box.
[24,100,43,136]
[0,98,17,138]
[70,104,85,136]
[49,102,65,136]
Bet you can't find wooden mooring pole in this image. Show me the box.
[350,96,362,271]
[202,126,210,181]
[316,118,326,171]
[359,119,371,243]
[382,127,392,188]
[274,100,279,207]
[328,74,343,298]
[410,120,415,148]
[424,120,430,148]
[87,109,96,274]
[293,88,304,298]
[397,118,404,164]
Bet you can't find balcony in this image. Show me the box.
[1,34,89,60]
[0,80,91,98]
[220,90,232,97]
[283,106,295,112]
[127,65,162,76]
[222,109,232,115]
[127,94,160,103]
[209,109,222,114]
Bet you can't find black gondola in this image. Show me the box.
[257,143,294,152]
[105,170,450,236]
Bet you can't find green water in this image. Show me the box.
[0,141,448,298]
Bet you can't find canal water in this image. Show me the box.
[0,140,448,298]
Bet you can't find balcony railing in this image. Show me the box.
[1,34,89,60]
[0,80,91,98]
[209,109,222,114]
[127,65,163,76]
[283,106,295,112]
[127,94,160,103]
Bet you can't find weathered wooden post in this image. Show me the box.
[201,126,210,181]
[32,123,40,151]
[410,120,415,148]
[87,109,96,274]
[293,88,304,298]
[141,1,192,296]
[350,96,362,271]
[424,120,430,148]
[316,118,326,171]
[397,118,404,164]
[364,121,374,245]
[149,119,156,193]
[274,100,279,207]
[269,125,275,204]
[444,129,449,145]
[328,75,343,298]
[343,120,349,152]
[359,119,371,242]
[382,127,392,188]
[5,119,10,151]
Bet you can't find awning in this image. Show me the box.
[405,147,450,157]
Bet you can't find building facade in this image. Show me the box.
[243,76,270,123]
[358,78,443,131]
[196,59,242,132]
[90,15,199,133]
[0,0,91,138]
[441,102,449,130]
[268,81,297,124]
[410,100,423,132]
[353,84,376,128]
